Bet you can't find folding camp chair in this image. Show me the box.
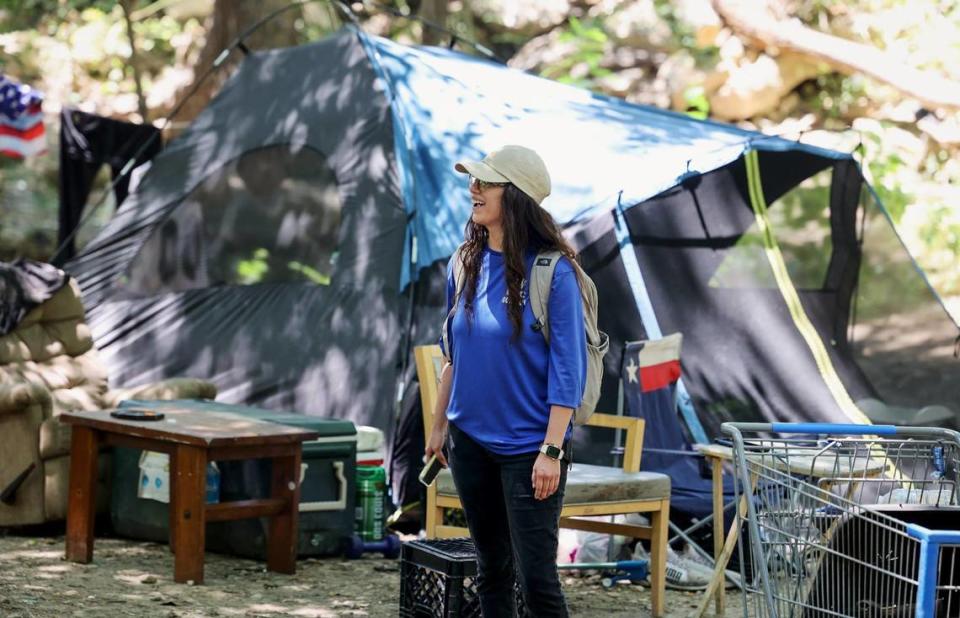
[615,335,739,592]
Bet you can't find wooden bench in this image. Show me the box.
[60,407,319,584]
[414,344,671,616]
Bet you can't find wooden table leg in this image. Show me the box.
[171,445,207,584]
[711,456,724,615]
[65,426,100,563]
[696,472,757,618]
[266,448,301,575]
[168,451,178,555]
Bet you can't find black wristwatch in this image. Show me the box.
[539,443,564,461]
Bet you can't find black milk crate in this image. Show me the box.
[399,538,524,617]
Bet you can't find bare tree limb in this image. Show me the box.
[418,0,449,47]
[120,0,149,122]
[712,0,960,111]
[170,0,301,130]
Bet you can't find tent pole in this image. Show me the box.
[396,231,418,421]
[613,363,624,468]
[613,199,709,445]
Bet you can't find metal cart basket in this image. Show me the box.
[725,422,960,618]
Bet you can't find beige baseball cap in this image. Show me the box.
[455,145,551,204]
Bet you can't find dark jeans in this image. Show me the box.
[448,423,569,618]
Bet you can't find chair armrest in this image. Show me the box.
[103,377,217,408]
[0,382,52,417]
[585,413,645,473]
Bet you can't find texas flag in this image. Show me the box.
[623,333,682,393]
[0,74,46,159]
[622,333,683,422]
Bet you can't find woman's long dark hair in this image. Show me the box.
[458,184,578,340]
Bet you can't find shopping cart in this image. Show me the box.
[724,422,960,618]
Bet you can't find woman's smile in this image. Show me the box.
[469,183,504,230]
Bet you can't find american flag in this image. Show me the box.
[0,74,46,159]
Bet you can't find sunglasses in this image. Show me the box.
[469,175,509,191]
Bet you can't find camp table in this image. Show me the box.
[60,407,319,584]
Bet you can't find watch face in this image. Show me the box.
[543,444,562,459]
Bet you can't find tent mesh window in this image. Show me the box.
[851,183,960,411]
[122,145,343,294]
[713,166,833,292]
[605,151,958,440]
[603,153,880,439]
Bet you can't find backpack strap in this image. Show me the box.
[529,250,563,346]
[441,243,467,363]
[451,243,467,303]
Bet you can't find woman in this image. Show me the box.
[425,145,586,617]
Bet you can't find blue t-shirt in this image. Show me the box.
[442,246,587,455]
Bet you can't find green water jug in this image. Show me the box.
[355,465,386,541]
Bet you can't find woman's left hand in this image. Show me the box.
[531,453,561,500]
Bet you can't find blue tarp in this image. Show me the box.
[360,29,849,287]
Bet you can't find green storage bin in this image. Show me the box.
[110,399,357,558]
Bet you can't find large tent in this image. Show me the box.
[66,26,959,507]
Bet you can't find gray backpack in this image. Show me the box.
[442,247,609,425]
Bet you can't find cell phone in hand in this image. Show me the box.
[419,454,444,487]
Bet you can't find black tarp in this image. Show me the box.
[0,259,68,335]
[57,108,162,263]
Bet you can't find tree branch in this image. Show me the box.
[418,0,449,47]
[712,0,960,111]
[120,0,149,122]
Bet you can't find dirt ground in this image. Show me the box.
[0,530,741,617]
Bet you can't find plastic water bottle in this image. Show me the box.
[205,462,220,504]
[932,446,945,481]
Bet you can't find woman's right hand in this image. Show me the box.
[425,424,448,468]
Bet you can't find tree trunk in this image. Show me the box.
[120,0,148,123]
[712,0,960,112]
[708,52,819,121]
[418,0,449,47]
[169,0,303,129]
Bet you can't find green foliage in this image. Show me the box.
[653,0,718,68]
[0,0,114,34]
[859,127,912,225]
[793,0,846,24]
[800,73,870,120]
[918,206,960,296]
[539,16,611,89]
[0,153,58,261]
[0,2,201,261]
[682,85,710,120]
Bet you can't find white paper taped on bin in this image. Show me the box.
[138,451,170,503]
[137,451,220,504]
